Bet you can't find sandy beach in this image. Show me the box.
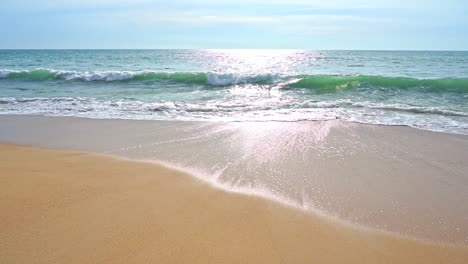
[1,144,467,263]
[1,115,468,244]
[1,4,468,261]
[1,115,467,263]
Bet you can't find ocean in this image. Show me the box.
[1,49,467,134]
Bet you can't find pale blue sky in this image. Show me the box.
[1,0,467,50]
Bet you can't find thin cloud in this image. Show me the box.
[199,16,274,23]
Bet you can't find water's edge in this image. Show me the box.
[1,114,467,246]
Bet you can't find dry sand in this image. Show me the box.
[1,144,467,263]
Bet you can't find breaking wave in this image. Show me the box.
[1,69,468,92]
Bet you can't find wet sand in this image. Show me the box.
[1,144,467,263]
[0,115,467,244]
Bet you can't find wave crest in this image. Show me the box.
[289,75,468,93]
[0,69,281,86]
[1,69,468,93]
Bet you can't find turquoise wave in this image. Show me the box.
[1,69,467,93]
[289,75,468,93]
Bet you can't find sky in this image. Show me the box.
[1,0,467,50]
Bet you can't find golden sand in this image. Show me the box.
[0,144,467,263]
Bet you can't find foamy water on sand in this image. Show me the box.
[1,115,467,245]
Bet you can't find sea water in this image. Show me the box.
[0,49,467,134]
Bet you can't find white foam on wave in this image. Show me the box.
[0,68,162,81]
[55,70,140,81]
[0,71,8,78]
[0,68,286,85]
[206,72,282,86]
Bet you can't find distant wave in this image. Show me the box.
[1,69,468,93]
